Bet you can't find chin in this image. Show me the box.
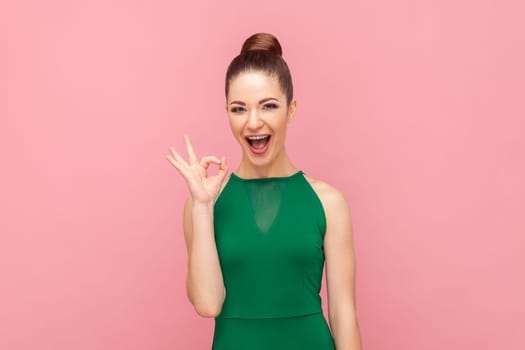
[243,147,274,165]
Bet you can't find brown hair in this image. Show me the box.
[225,33,294,106]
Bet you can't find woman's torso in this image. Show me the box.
[213,169,330,319]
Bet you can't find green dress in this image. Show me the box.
[212,170,336,350]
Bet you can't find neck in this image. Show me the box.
[236,149,297,178]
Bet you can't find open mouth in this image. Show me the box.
[245,135,271,149]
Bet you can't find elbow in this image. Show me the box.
[194,302,223,318]
[187,283,226,318]
[190,292,225,318]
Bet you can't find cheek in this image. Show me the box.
[272,115,289,133]
[228,118,243,134]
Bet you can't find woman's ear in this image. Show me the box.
[287,99,297,124]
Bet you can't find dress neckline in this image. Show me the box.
[231,170,303,182]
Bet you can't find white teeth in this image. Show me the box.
[247,135,269,140]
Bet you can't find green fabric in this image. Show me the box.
[211,170,335,349]
[212,311,336,349]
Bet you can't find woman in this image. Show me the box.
[167,32,362,350]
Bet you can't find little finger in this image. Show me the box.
[184,135,199,165]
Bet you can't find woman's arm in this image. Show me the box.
[183,195,226,318]
[323,186,363,350]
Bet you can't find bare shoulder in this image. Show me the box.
[302,173,350,214]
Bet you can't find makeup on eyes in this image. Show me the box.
[230,103,278,113]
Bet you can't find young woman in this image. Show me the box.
[167,32,362,350]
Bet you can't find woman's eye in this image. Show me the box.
[263,103,278,110]
[231,107,245,113]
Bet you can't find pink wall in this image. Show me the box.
[2,0,524,349]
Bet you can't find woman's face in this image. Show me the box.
[225,70,296,168]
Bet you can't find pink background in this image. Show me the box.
[2,0,524,349]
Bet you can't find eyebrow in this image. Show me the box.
[229,97,279,106]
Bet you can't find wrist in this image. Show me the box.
[192,200,214,210]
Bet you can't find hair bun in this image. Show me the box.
[240,32,283,57]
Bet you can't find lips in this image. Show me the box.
[245,134,271,154]
[246,134,270,147]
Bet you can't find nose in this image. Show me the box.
[246,109,263,130]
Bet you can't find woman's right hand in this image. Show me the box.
[166,135,229,205]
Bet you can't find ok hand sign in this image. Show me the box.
[166,135,229,205]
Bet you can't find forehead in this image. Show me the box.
[228,71,283,102]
